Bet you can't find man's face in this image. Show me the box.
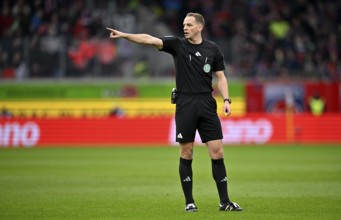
[183,16,203,39]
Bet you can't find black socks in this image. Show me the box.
[179,157,194,204]
[212,158,230,204]
[179,157,231,205]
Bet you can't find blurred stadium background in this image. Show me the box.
[0,0,340,147]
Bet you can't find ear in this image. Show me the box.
[197,25,203,32]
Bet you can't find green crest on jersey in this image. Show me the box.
[203,64,211,73]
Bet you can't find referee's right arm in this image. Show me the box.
[106,27,163,50]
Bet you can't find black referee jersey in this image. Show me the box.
[160,36,225,94]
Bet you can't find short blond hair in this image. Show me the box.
[186,12,205,27]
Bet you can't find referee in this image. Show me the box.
[107,12,242,212]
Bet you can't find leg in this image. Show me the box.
[206,139,224,159]
[206,140,243,211]
[179,142,196,207]
[175,99,198,211]
[180,142,194,159]
[206,140,230,204]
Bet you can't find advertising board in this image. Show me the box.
[1,114,340,147]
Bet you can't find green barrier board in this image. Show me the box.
[0,81,244,100]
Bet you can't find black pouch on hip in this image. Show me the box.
[171,88,178,104]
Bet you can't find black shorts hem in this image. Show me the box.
[201,136,223,143]
[176,139,195,143]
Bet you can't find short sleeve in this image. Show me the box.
[213,45,225,72]
[159,36,180,55]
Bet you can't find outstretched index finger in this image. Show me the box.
[106,27,115,32]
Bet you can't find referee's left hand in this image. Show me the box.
[223,103,231,116]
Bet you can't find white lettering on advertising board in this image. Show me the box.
[0,122,40,147]
[169,118,273,145]
[221,119,273,144]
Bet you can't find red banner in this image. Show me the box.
[0,118,170,147]
[1,114,341,147]
[246,82,341,113]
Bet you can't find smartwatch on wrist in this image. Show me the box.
[223,98,232,104]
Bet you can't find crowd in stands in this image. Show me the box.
[157,0,341,80]
[0,0,117,79]
[0,0,340,81]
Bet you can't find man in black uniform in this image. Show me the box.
[107,12,242,212]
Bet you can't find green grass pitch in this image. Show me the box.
[1,145,340,220]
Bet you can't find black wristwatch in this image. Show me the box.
[223,98,232,104]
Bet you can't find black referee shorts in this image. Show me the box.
[175,93,223,143]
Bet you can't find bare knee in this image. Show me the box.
[180,142,194,160]
[210,147,224,159]
[206,140,224,159]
